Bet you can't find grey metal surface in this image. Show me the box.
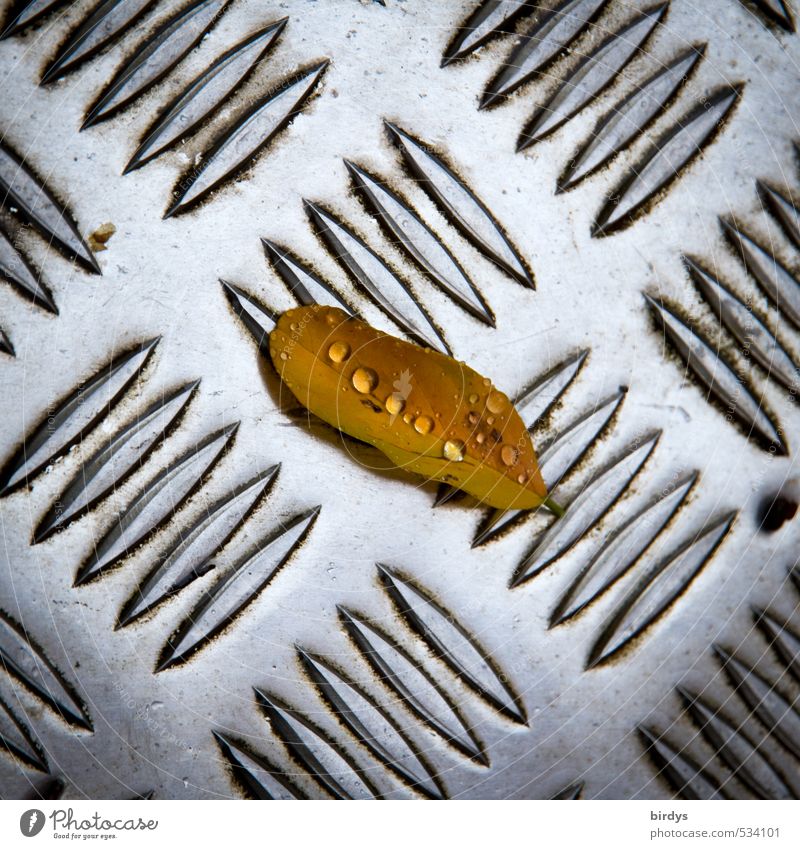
[0,0,798,800]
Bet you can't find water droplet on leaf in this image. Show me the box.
[501,444,519,466]
[386,393,405,415]
[352,367,378,393]
[328,341,351,363]
[414,415,434,435]
[487,391,508,414]
[443,439,465,462]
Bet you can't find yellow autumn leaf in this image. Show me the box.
[269,304,559,513]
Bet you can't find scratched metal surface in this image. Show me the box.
[0,0,799,800]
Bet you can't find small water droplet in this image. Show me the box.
[467,411,479,425]
[501,444,519,467]
[468,393,479,404]
[443,439,465,462]
[517,473,527,484]
[483,378,491,387]
[487,415,495,425]
[352,367,378,393]
[279,351,289,361]
[385,393,405,415]
[328,341,350,363]
[290,322,299,332]
[414,415,434,435]
[476,432,486,444]
[487,391,508,414]
[403,412,413,424]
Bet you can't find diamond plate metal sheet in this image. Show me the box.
[1,0,799,800]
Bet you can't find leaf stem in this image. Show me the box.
[543,496,566,519]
